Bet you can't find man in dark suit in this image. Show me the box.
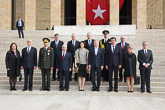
[38,38,54,91]
[84,32,94,81]
[117,36,129,82]
[138,41,153,93]
[67,33,80,81]
[50,33,64,81]
[88,40,104,91]
[21,39,37,91]
[56,45,72,91]
[105,37,122,92]
[99,30,110,81]
[16,16,24,38]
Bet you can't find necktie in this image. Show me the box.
[28,47,30,54]
[73,41,75,47]
[63,52,65,60]
[122,43,124,50]
[19,21,20,26]
[113,46,115,54]
[89,40,91,47]
[145,50,147,56]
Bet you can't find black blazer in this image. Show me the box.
[84,39,94,50]
[50,40,64,56]
[21,47,37,69]
[138,49,153,70]
[117,42,129,55]
[16,20,24,28]
[105,44,122,67]
[67,40,80,57]
[88,47,104,68]
[5,51,21,77]
[56,52,72,71]
[123,53,136,77]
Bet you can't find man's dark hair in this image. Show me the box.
[110,37,116,41]
[54,33,59,36]
[18,16,21,18]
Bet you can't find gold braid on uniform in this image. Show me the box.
[100,40,105,52]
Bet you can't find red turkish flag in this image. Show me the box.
[86,0,125,25]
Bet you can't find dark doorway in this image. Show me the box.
[120,0,132,24]
[65,0,76,25]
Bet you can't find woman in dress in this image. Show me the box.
[75,41,89,91]
[5,43,21,91]
[122,46,136,92]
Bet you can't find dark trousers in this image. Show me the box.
[102,67,109,81]
[119,68,126,81]
[52,68,59,80]
[140,68,151,91]
[18,27,24,38]
[24,68,34,90]
[91,66,101,89]
[108,65,119,90]
[59,71,69,89]
[70,58,75,81]
[41,69,51,90]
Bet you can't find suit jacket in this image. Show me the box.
[88,47,104,68]
[138,49,153,70]
[38,47,54,69]
[56,51,72,71]
[84,39,94,50]
[105,44,122,67]
[117,42,129,55]
[21,47,37,69]
[16,20,24,28]
[67,40,80,58]
[50,40,64,65]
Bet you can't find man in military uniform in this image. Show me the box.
[99,30,110,81]
[38,38,54,91]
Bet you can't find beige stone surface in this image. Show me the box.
[51,0,61,27]
[76,0,86,25]
[0,94,165,110]
[132,0,137,26]
[25,0,36,30]
[137,0,147,29]
[0,0,12,30]
[110,0,119,25]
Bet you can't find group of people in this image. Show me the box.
[5,30,153,93]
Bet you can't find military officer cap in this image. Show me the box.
[102,30,109,34]
[43,38,50,43]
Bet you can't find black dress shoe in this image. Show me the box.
[108,89,112,92]
[147,90,152,93]
[47,89,50,91]
[22,89,27,91]
[29,89,32,91]
[59,88,64,91]
[114,89,118,92]
[141,90,145,93]
[13,88,17,91]
[119,79,122,82]
[40,89,45,91]
[51,79,56,81]
[97,88,100,91]
[66,89,69,91]
[92,88,97,91]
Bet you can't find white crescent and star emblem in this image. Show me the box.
[92,4,106,19]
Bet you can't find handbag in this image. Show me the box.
[134,76,140,84]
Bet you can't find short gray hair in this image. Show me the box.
[142,41,148,45]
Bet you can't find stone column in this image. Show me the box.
[137,0,147,29]
[61,0,65,25]
[109,0,119,25]
[51,0,61,27]
[76,0,86,25]
[0,0,12,30]
[25,0,36,30]
[132,0,137,25]
[164,0,165,29]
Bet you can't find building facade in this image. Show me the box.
[0,0,165,30]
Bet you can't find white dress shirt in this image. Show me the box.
[18,20,22,26]
[62,51,66,56]
[27,46,31,53]
[72,40,76,46]
[94,47,98,56]
[111,44,116,53]
[55,40,59,47]
[104,38,108,43]
[143,49,150,65]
